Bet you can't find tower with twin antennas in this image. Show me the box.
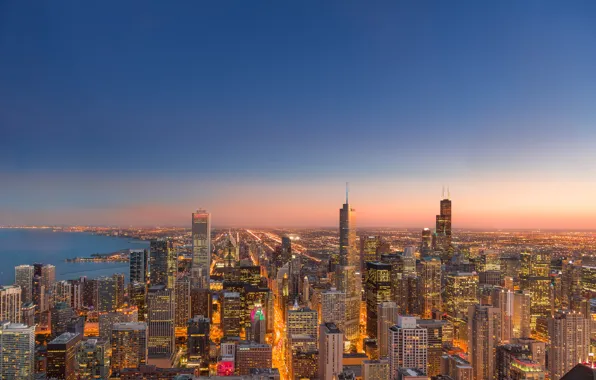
[434,186,453,258]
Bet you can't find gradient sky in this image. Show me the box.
[2,1,596,228]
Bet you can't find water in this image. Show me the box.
[0,229,149,285]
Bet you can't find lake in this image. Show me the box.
[0,229,149,285]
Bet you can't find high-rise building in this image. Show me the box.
[51,302,74,337]
[388,316,428,378]
[53,280,72,306]
[548,311,590,379]
[417,319,445,377]
[520,251,550,288]
[336,264,361,343]
[111,322,148,377]
[82,278,98,309]
[149,240,177,289]
[190,287,212,319]
[129,281,147,321]
[289,254,302,301]
[321,288,346,331]
[175,276,191,329]
[467,305,500,380]
[292,350,319,380]
[130,249,149,284]
[362,359,390,380]
[377,302,398,359]
[281,236,292,265]
[445,272,478,319]
[0,322,35,380]
[440,354,473,380]
[421,228,432,255]
[0,285,22,323]
[147,285,175,358]
[319,322,344,380]
[419,257,442,319]
[96,276,117,312]
[361,236,382,270]
[365,262,392,338]
[222,292,243,337]
[21,302,35,327]
[526,277,552,331]
[236,342,272,375]
[113,273,125,309]
[34,263,56,290]
[187,315,210,374]
[98,306,139,343]
[251,306,267,344]
[76,338,109,379]
[47,332,82,380]
[434,192,452,255]
[288,307,318,337]
[15,265,34,304]
[339,185,359,270]
[192,210,211,288]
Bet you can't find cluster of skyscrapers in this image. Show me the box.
[1,192,596,380]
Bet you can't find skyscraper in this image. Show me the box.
[467,305,501,380]
[175,276,191,329]
[222,292,243,337]
[319,322,344,380]
[548,311,590,379]
[51,302,74,337]
[76,338,109,379]
[0,285,22,323]
[0,322,35,380]
[377,302,398,359]
[321,288,346,332]
[340,185,359,270]
[365,262,392,338]
[15,265,34,304]
[149,239,177,289]
[434,190,452,255]
[388,316,428,377]
[47,332,82,380]
[111,322,148,377]
[130,249,149,284]
[420,228,432,255]
[96,276,117,312]
[445,272,479,319]
[147,285,175,358]
[419,256,442,319]
[417,319,446,377]
[361,236,382,269]
[187,315,210,374]
[288,307,318,337]
[192,210,211,288]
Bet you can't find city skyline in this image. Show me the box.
[2,2,596,229]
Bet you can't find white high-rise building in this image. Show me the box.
[321,288,346,330]
[549,310,590,379]
[0,286,22,323]
[388,316,428,378]
[319,322,343,380]
[191,210,211,288]
[0,322,35,380]
[15,265,34,304]
[377,302,398,359]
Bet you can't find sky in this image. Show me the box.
[1,1,596,228]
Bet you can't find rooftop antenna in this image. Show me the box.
[346,182,349,204]
[442,185,445,199]
[447,186,450,199]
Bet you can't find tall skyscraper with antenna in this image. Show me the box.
[192,209,211,288]
[434,187,452,256]
[337,183,361,344]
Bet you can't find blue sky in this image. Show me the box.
[1,1,596,227]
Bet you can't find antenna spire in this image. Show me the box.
[442,185,445,199]
[447,186,450,199]
[346,182,349,204]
